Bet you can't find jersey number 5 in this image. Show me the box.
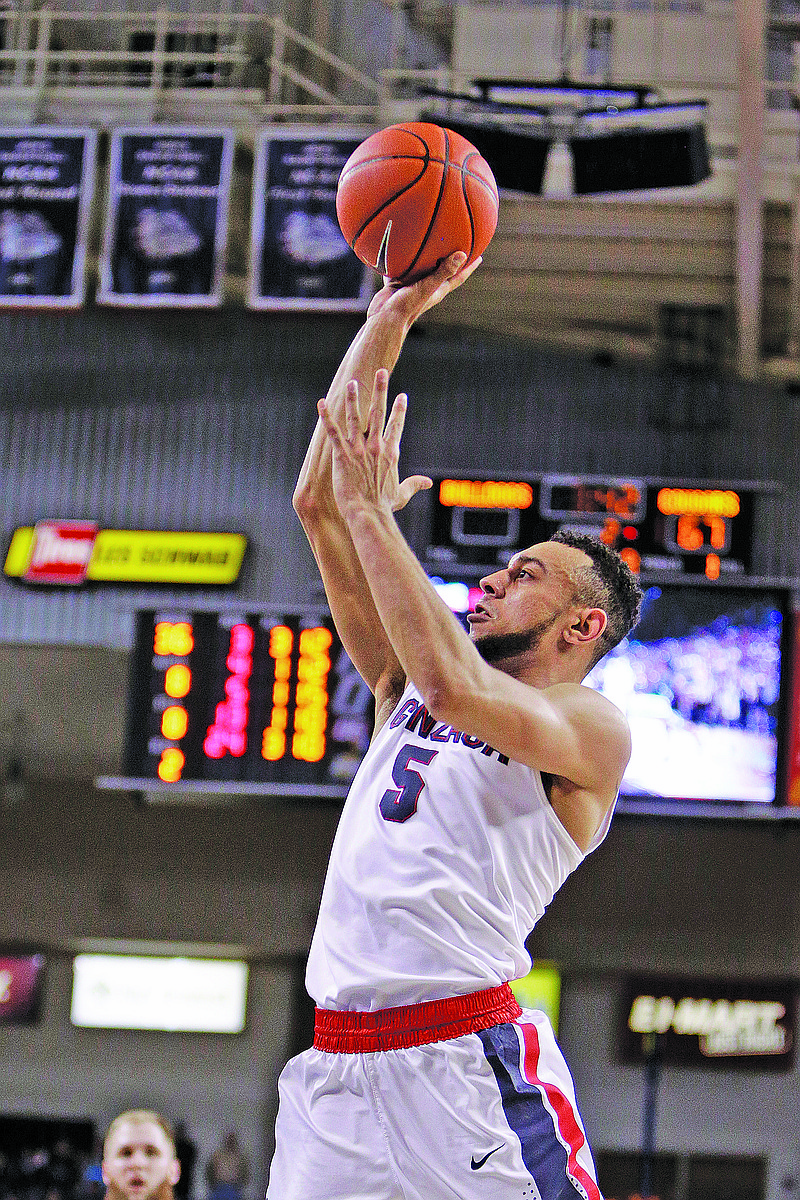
[379,745,439,823]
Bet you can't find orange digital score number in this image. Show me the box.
[570,483,641,519]
[152,620,194,782]
[656,488,740,579]
[260,625,333,763]
[262,625,293,761]
[203,623,254,759]
[293,627,333,763]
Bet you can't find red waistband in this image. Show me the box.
[313,982,522,1053]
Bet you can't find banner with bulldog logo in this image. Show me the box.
[98,126,233,306]
[248,126,373,311]
[0,127,96,307]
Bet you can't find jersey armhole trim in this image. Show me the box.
[539,795,586,864]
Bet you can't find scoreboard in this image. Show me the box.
[122,609,373,795]
[106,474,786,801]
[424,474,769,580]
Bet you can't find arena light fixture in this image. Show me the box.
[434,116,553,195]
[421,87,553,194]
[476,80,642,110]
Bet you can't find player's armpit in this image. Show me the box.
[546,775,617,853]
[450,677,629,850]
[372,673,409,738]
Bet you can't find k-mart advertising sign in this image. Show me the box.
[620,975,798,1070]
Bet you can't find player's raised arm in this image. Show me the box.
[317,381,640,847]
[293,252,480,717]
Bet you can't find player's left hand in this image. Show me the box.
[317,368,432,520]
[365,251,480,324]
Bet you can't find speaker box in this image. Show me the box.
[570,122,711,194]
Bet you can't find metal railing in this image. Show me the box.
[0,5,797,176]
[0,7,392,121]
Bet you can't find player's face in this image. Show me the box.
[467,541,588,662]
[102,1121,180,1200]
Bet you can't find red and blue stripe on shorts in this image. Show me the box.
[477,1019,603,1200]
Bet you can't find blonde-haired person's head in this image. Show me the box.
[102,1111,180,1200]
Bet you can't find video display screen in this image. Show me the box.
[586,584,787,806]
[0,954,46,1025]
[430,578,790,809]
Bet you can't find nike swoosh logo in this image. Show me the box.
[470,1144,504,1170]
[374,220,392,275]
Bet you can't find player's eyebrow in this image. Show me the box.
[508,553,546,574]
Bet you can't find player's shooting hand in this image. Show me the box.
[366,251,481,323]
[317,369,432,520]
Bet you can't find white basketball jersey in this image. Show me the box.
[306,682,613,1011]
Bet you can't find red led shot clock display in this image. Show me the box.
[124,610,373,794]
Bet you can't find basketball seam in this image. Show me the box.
[348,152,429,252]
[396,129,451,281]
[340,155,497,198]
[461,151,480,261]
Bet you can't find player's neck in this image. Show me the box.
[502,647,589,690]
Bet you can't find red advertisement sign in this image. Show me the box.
[0,954,46,1024]
[23,519,98,584]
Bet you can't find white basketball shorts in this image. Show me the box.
[266,986,602,1200]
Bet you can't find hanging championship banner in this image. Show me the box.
[0,127,97,308]
[98,127,234,307]
[248,126,374,311]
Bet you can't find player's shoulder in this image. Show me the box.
[544,680,631,757]
[541,683,631,826]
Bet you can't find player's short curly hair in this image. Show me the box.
[549,529,643,669]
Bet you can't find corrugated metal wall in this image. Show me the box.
[1,304,798,647]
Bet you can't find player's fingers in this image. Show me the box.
[371,368,390,423]
[458,255,482,283]
[383,392,408,457]
[364,375,386,449]
[317,398,346,448]
[395,474,433,509]
[436,254,480,294]
[364,370,389,444]
[365,392,383,452]
[442,251,467,275]
[343,380,360,443]
[414,252,478,315]
[421,252,467,292]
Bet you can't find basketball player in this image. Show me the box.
[268,252,643,1199]
[102,1112,181,1200]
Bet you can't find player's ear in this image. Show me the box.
[564,607,607,646]
[169,1160,181,1187]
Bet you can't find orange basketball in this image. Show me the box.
[336,122,499,284]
